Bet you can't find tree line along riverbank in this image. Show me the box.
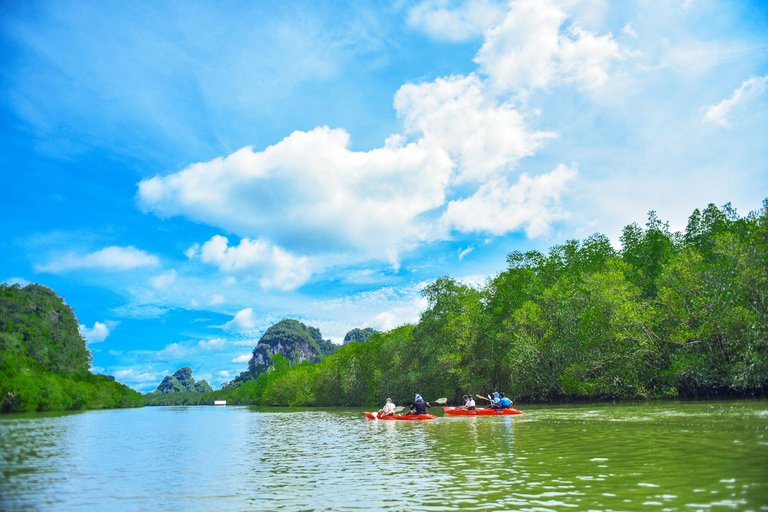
[0,284,144,412]
[148,200,768,407]
[3,200,766,412]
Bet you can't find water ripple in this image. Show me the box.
[1,401,767,510]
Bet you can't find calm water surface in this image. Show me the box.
[1,400,767,511]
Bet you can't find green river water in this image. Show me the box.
[1,400,767,511]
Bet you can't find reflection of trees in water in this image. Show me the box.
[0,413,75,509]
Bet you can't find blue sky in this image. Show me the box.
[2,0,767,391]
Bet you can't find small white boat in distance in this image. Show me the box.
[214,400,227,406]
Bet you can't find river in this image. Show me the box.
[1,400,766,511]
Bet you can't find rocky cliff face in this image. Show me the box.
[155,366,212,394]
[230,319,338,386]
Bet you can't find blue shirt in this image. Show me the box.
[498,397,511,407]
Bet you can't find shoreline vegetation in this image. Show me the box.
[3,200,767,413]
[148,201,768,408]
[0,284,143,413]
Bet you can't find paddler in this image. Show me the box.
[497,393,512,409]
[465,395,476,411]
[377,398,396,417]
[407,393,431,415]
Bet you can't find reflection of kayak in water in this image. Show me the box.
[442,407,524,416]
[364,412,437,420]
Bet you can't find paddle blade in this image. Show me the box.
[434,397,447,404]
[394,406,405,413]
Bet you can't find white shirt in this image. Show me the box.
[382,402,396,414]
[467,399,475,407]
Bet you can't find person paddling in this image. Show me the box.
[490,392,512,409]
[378,398,396,417]
[497,393,512,409]
[407,393,431,415]
[466,395,476,411]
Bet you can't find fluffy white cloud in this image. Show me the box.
[475,0,624,92]
[136,0,601,275]
[407,0,506,42]
[395,74,555,183]
[223,308,259,331]
[442,163,578,237]
[232,354,251,363]
[150,269,176,289]
[200,235,312,291]
[138,127,453,259]
[703,75,768,127]
[155,342,191,361]
[218,370,230,378]
[79,320,118,343]
[198,337,226,350]
[36,246,159,273]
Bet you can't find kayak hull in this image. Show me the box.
[442,406,523,416]
[364,412,437,421]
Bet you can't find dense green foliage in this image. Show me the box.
[150,366,212,394]
[172,201,767,408]
[343,327,379,345]
[0,284,144,412]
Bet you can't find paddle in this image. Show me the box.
[476,394,492,401]
[402,397,447,415]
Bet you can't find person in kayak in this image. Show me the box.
[492,393,512,409]
[407,393,431,415]
[378,398,396,417]
[465,395,476,411]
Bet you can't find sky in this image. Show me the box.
[1,0,767,392]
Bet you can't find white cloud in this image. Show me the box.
[155,342,191,361]
[218,370,230,378]
[79,320,118,344]
[407,0,507,42]
[36,246,159,273]
[394,73,555,183]
[198,337,226,350]
[200,235,312,291]
[458,246,474,260]
[621,23,636,37]
[135,0,600,274]
[150,269,176,289]
[113,368,162,384]
[703,75,768,127]
[232,354,251,363]
[223,308,259,331]
[442,163,578,237]
[475,0,624,92]
[209,294,225,305]
[138,127,453,260]
[184,243,199,259]
[681,0,693,11]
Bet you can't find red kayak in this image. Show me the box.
[442,406,523,416]
[364,412,437,421]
